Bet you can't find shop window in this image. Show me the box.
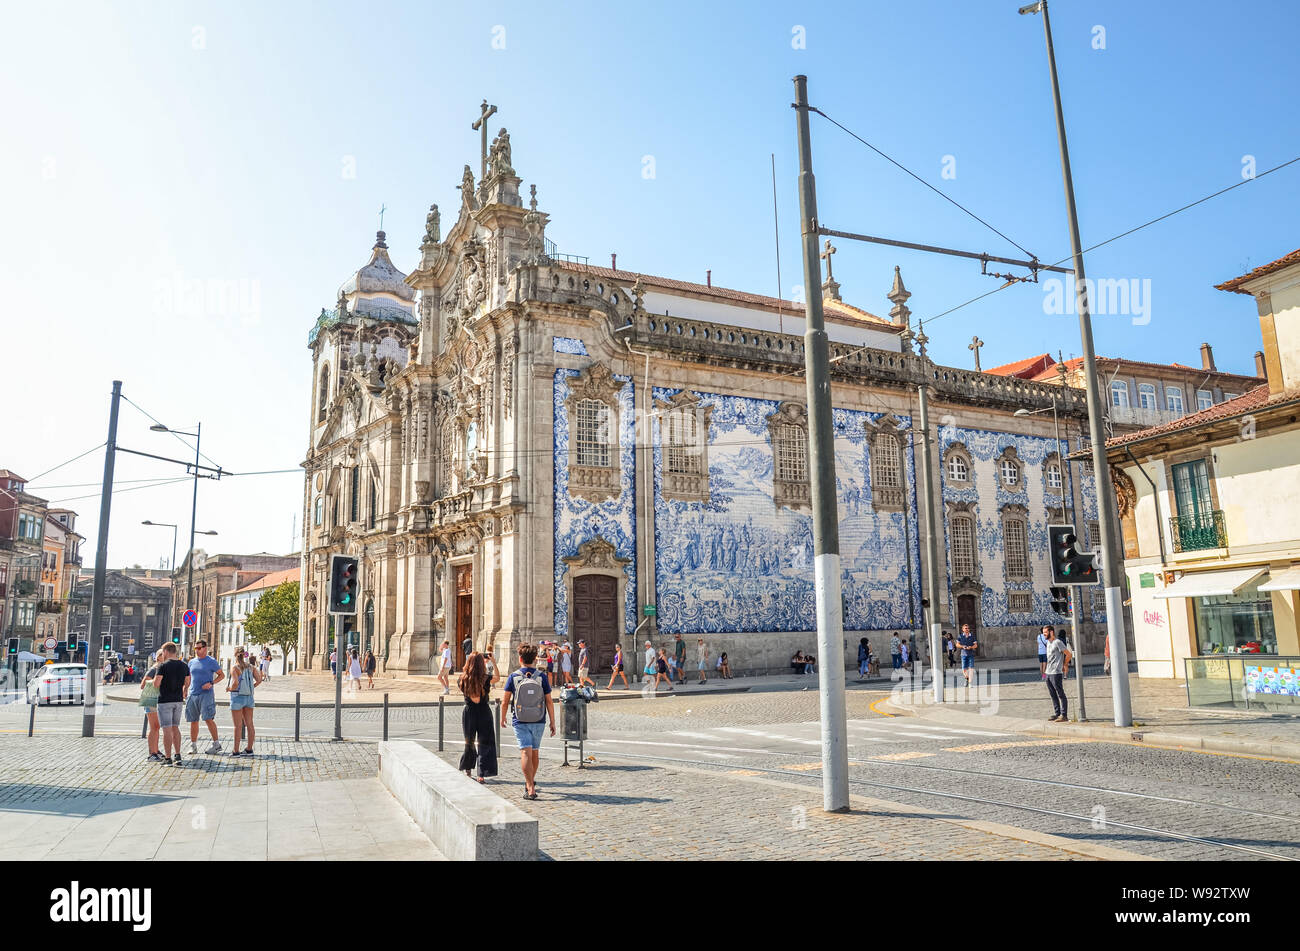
[1194,582,1276,655]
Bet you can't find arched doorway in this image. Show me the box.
[572,574,619,674]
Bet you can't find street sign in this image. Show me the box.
[183,610,198,627]
[43,636,57,651]
[643,605,657,617]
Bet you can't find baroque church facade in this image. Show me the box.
[298,115,1109,678]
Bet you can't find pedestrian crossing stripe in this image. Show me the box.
[941,739,1092,754]
[869,751,936,761]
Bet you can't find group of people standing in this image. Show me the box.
[136,638,262,765]
[636,634,719,691]
[329,645,378,692]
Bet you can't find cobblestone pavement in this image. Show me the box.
[0,736,441,861]
[427,742,1124,861]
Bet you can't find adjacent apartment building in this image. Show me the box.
[1100,248,1300,679]
[218,567,298,669]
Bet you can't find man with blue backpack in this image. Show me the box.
[501,643,556,801]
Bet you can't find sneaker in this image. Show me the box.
[171,754,183,766]
[189,740,198,754]
[206,741,222,754]
[230,749,243,757]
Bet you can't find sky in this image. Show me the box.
[2,0,1297,571]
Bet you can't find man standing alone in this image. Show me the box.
[185,640,223,755]
[1044,628,1072,722]
[956,624,978,688]
[501,643,556,800]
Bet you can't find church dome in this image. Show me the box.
[337,231,415,302]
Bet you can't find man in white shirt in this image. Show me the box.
[1044,628,1072,722]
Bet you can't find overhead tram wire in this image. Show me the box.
[46,476,193,506]
[120,392,223,472]
[23,443,107,486]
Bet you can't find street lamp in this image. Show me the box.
[150,422,204,649]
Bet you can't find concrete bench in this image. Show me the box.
[378,740,538,861]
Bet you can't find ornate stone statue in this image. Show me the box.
[423,203,440,244]
[459,165,476,212]
[488,128,514,178]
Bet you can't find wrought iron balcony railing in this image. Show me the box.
[1170,510,1227,552]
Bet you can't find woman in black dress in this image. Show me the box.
[458,652,497,783]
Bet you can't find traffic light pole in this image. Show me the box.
[333,614,344,741]
[1069,586,1086,720]
[1030,0,1132,726]
[83,381,122,738]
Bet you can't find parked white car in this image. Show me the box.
[27,664,87,705]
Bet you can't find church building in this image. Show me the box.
[298,112,1109,678]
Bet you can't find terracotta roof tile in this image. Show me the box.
[1103,383,1286,450]
[227,567,299,596]
[1216,249,1300,294]
[983,353,1053,378]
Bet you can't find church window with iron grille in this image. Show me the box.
[666,409,702,476]
[576,399,612,468]
[1003,517,1029,579]
[775,424,807,483]
[950,516,976,579]
[874,433,901,490]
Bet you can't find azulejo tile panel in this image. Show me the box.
[552,336,588,356]
[552,369,637,640]
[650,388,922,634]
[937,424,1097,629]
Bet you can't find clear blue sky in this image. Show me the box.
[3,0,1296,569]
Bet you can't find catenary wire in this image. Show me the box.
[120,392,224,472]
[21,443,107,486]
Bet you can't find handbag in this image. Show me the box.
[138,681,160,706]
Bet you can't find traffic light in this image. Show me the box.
[1049,586,1071,614]
[328,554,360,615]
[171,628,182,645]
[101,634,113,653]
[1048,524,1099,586]
[5,637,16,656]
[63,639,76,654]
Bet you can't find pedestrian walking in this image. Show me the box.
[560,641,574,686]
[458,652,498,784]
[956,623,978,687]
[347,648,363,694]
[329,647,338,676]
[139,658,162,761]
[153,642,190,766]
[889,632,902,677]
[576,639,595,688]
[673,633,687,685]
[654,649,674,691]
[500,643,556,800]
[462,633,473,665]
[364,648,377,688]
[643,640,656,681]
[1037,626,1050,679]
[1103,634,1111,675]
[857,638,870,681]
[484,648,501,692]
[185,640,224,755]
[544,642,558,684]
[227,647,263,756]
[438,640,453,694]
[607,644,628,690]
[1044,627,1072,722]
[945,633,957,668]
[696,638,709,685]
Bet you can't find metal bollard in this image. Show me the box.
[438,696,445,752]
[294,691,301,743]
[493,699,501,753]
[382,692,389,742]
[28,701,36,738]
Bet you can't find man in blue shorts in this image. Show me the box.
[500,643,555,800]
[957,623,978,687]
[186,640,224,755]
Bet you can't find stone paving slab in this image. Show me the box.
[0,736,443,861]
[427,742,1141,861]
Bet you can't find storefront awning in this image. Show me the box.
[1153,566,1267,599]
[1259,566,1300,592]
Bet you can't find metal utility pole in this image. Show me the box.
[914,329,945,704]
[185,422,201,653]
[792,74,849,812]
[1023,0,1132,724]
[83,381,122,737]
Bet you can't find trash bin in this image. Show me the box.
[560,687,588,741]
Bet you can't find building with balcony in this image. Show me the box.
[1101,247,1300,677]
[985,347,1264,436]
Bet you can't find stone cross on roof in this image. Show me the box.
[969,335,985,372]
[472,100,498,181]
[820,238,842,301]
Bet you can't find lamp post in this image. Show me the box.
[1020,0,1132,725]
[148,423,209,651]
[141,520,178,573]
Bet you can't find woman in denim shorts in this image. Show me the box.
[139,660,163,761]
[227,648,264,756]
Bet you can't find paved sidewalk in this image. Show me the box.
[0,736,443,861]
[426,741,1141,861]
[883,673,1300,761]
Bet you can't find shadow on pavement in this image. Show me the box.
[0,785,185,815]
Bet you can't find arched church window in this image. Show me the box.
[867,415,906,512]
[367,478,377,530]
[659,391,712,503]
[313,496,323,527]
[874,433,901,489]
[350,467,361,523]
[318,365,330,423]
[950,514,976,579]
[767,402,811,512]
[564,364,622,503]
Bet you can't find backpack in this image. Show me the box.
[512,668,546,723]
